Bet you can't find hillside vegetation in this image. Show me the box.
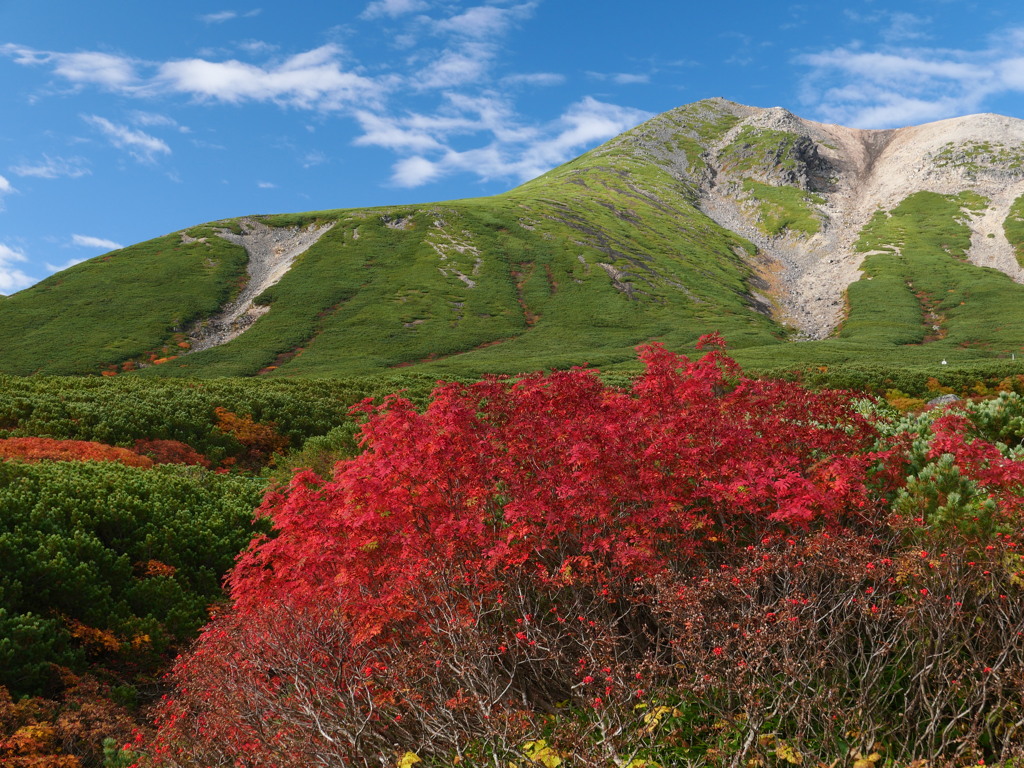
[5,100,1024,379]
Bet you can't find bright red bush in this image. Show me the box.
[151,341,908,765]
[227,340,889,628]
[0,437,153,468]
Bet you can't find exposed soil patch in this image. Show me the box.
[511,262,540,325]
[186,218,334,353]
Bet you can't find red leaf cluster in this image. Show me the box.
[150,343,914,765]
[0,438,153,468]
[130,439,210,468]
[228,343,888,632]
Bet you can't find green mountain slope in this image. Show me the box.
[4,98,1024,378]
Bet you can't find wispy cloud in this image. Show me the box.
[797,27,1024,127]
[416,43,496,89]
[199,9,262,23]
[0,44,138,89]
[0,243,34,294]
[83,114,172,162]
[155,45,379,109]
[1,3,649,195]
[45,256,89,273]
[360,0,429,20]
[300,150,328,168]
[387,96,651,187]
[130,110,190,132]
[434,3,536,39]
[4,42,380,111]
[72,233,123,250]
[842,10,933,44]
[257,180,276,188]
[501,72,565,87]
[587,71,650,85]
[0,174,16,209]
[9,155,91,179]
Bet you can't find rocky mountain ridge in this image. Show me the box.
[614,99,1024,337]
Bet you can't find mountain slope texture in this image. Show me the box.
[5,98,1024,378]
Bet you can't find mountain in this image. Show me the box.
[4,97,1024,378]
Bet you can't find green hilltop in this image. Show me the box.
[4,98,1024,381]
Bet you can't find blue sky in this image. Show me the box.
[2,0,1024,293]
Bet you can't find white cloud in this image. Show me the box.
[237,40,279,55]
[257,181,276,188]
[131,110,190,133]
[156,45,378,110]
[612,73,649,85]
[355,111,446,151]
[360,0,429,20]
[434,3,536,39]
[5,42,379,113]
[1,44,138,89]
[0,174,15,208]
[46,257,89,273]
[83,114,172,162]
[72,234,123,250]
[392,156,441,186]
[883,12,931,44]
[0,243,34,294]
[417,43,495,89]
[385,96,651,187]
[200,9,261,23]
[510,97,651,179]
[589,71,650,85]
[201,11,239,23]
[797,27,1024,127]
[501,72,565,87]
[355,91,534,156]
[9,155,91,179]
[301,150,328,168]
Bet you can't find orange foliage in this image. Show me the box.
[214,407,289,464]
[0,438,153,469]
[131,439,210,468]
[65,621,121,655]
[1,675,139,768]
[139,559,177,578]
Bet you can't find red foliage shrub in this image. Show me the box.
[227,341,890,628]
[0,438,153,468]
[150,341,914,765]
[131,439,210,468]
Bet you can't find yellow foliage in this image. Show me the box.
[884,389,926,413]
[522,739,563,767]
[397,751,421,768]
[774,742,803,765]
[638,705,680,736]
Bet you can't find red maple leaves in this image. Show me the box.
[150,341,908,765]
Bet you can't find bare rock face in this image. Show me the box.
[675,106,1024,338]
[186,218,334,353]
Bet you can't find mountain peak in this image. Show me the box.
[4,99,1024,377]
